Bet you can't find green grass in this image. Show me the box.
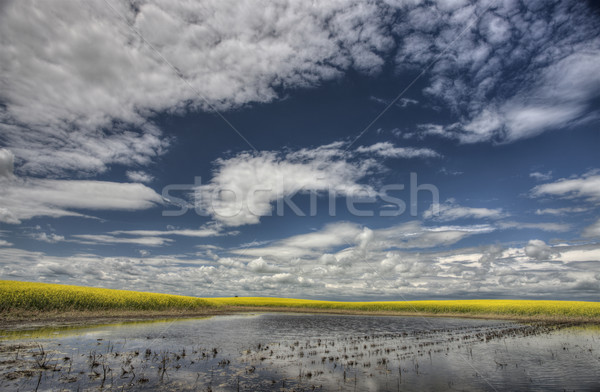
[1,280,599,321]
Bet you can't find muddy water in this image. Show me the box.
[0,313,598,391]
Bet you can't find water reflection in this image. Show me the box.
[0,316,212,341]
[0,313,598,391]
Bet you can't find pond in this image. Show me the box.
[0,313,598,391]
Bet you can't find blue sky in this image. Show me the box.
[0,0,599,300]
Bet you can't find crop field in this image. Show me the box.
[0,280,214,312]
[211,297,600,319]
[1,280,599,321]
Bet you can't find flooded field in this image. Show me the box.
[1,313,598,391]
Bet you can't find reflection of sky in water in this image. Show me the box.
[1,313,599,391]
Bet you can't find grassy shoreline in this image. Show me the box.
[1,280,599,330]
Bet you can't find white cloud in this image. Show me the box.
[0,176,163,224]
[69,224,232,247]
[0,0,595,182]
[233,222,362,259]
[0,0,394,177]
[369,95,419,108]
[109,225,229,238]
[524,240,554,261]
[0,239,13,247]
[583,218,600,238]
[195,143,380,226]
[0,149,15,178]
[535,207,588,216]
[0,1,598,300]
[531,171,600,202]
[2,122,169,178]
[1,236,598,299]
[126,170,154,184]
[416,124,447,137]
[280,222,362,250]
[71,234,172,247]
[192,140,442,227]
[398,98,419,108]
[396,1,600,143]
[372,222,494,251]
[530,171,552,181]
[356,142,440,159]
[423,199,505,221]
[247,257,280,273]
[557,245,600,263]
[232,221,493,260]
[218,257,244,269]
[32,232,65,244]
[438,167,463,176]
[496,221,570,233]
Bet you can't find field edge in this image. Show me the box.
[1,280,599,330]
[2,306,599,332]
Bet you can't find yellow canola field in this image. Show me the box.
[0,280,213,311]
[211,297,600,318]
[1,281,599,319]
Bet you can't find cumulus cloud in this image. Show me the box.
[247,257,280,273]
[218,257,244,269]
[423,199,505,221]
[1,233,598,299]
[0,176,163,224]
[524,239,554,261]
